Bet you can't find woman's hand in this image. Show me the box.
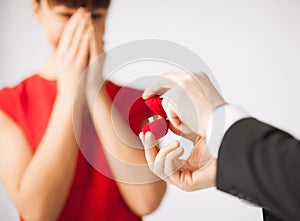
[42,8,93,103]
[140,131,217,191]
[85,16,106,106]
[0,9,102,221]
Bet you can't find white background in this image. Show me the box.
[1,0,300,220]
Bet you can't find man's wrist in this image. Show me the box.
[206,104,250,156]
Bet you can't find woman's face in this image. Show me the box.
[32,0,107,48]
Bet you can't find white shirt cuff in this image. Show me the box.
[206,104,250,157]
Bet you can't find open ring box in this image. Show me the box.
[142,96,169,141]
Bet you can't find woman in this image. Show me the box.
[0,0,166,220]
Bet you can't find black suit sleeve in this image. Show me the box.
[216,118,300,221]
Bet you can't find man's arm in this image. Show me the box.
[141,71,300,220]
[217,117,300,221]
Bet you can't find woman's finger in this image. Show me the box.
[89,26,97,62]
[89,23,102,64]
[57,8,84,55]
[69,12,89,59]
[76,30,90,67]
[85,20,105,90]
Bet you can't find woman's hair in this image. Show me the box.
[36,0,110,9]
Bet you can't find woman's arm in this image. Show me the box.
[88,89,166,216]
[0,9,92,221]
[0,98,78,221]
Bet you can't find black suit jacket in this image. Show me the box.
[216,118,300,221]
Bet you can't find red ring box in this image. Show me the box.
[144,96,167,118]
[142,96,169,139]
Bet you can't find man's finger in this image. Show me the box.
[151,141,180,177]
[142,75,176,99]
[142,132,159,166]
[162,99,181,127]
[164,147,184,176]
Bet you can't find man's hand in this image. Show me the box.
[143,72,226,138]
[141,72,225,191]
[139,132,217,191]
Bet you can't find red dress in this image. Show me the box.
[0,74,154,221]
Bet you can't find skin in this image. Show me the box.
[0,1,166,220]
[140,72,227,192]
